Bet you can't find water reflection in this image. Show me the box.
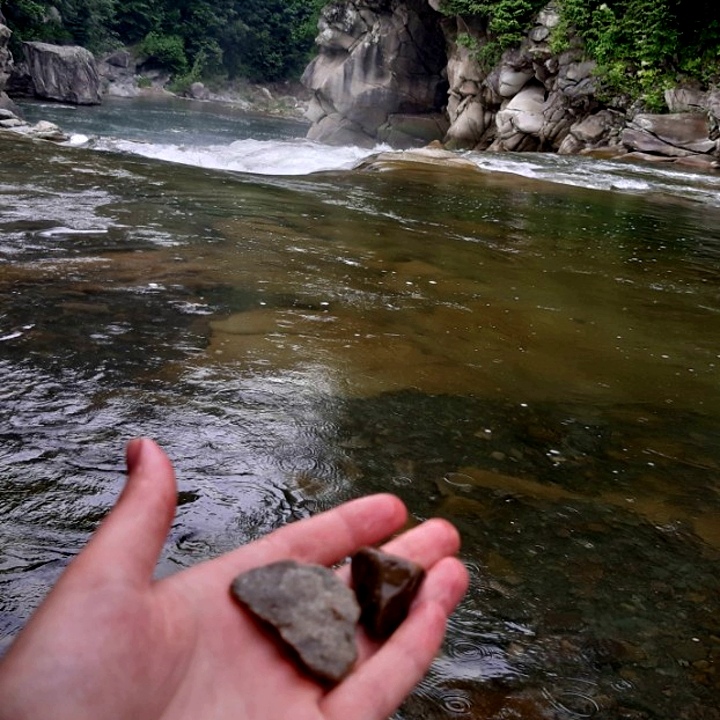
[1,136,719,718]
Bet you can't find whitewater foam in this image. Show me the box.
[93,136,388,176]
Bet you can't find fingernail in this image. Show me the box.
[126,437,146,473]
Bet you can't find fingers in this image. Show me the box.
[332,516,462,587]
[69,438,177,587]
[380,517,462,562]
[208,494,408,577]
[322,555,469,720]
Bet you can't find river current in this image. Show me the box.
[2,97,720,719]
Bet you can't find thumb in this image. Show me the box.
[71,438,178,586]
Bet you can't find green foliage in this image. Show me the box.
[550,0,720,107]
[456,32,502,71]
[441,0,547,49]
[113,0,164,45]
[2,0,71,52]
[218,0,325,81]
[138,31,188,74]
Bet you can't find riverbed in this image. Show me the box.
[1,97,719,719]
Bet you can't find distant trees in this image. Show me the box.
[0,0,325,82]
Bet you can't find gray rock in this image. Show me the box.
[187,82,210,100]
[498,67,534,98]
[22,41,101,105]
[622,113,715,157]
[231,560,360,684]
[378,112,449,148]
[28,119,68,142]
[302,0,447,146]
[0,116,24,128]
[0,23,13,91]
[632,112,713,151]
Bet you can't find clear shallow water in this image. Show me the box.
[2,99,720,719]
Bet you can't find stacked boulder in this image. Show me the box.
[303,0,719,165]
[444,5,606,152]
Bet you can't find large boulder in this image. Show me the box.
[302,0,447,147]
[0,22,18,112]
[21,41,102,105]
[0,23,12,89]
[491,84,546,151]
[622,113,716,157]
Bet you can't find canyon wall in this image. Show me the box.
[303,0,720,165]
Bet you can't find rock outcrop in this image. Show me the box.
[0,27,70,141]
[443,6,600,152]
[98,49,140,98]
[0,21,17,112]
[18,41,102,105]
[302,0,448,148]
[303,0,719,166]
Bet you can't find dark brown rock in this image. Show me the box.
[351,547,425,640]
[231,560,360,684]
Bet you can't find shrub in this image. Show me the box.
[138,31,188,75]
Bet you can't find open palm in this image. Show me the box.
[0,438,468,720]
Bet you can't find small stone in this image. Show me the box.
[351,547,425,640]
[231,560,360,684]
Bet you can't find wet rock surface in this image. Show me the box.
[231,560,360,684]
[352,546,425,639]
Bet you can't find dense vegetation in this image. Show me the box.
[3,0,719,106]
[0,0,325,83]
[442,0,720,109]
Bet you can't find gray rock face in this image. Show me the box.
[302,0,447,147]
[444,7,598,153]
[231,560,360,684]
[22,41,101,105]
[0,22,18,112]
[98,50,140,98]
[622,113,715,156]
[0,23,12,90]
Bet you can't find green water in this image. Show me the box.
[1,106,719,719]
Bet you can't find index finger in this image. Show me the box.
[209,493,408,577]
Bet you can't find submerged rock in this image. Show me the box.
[351,546,425,639]
[231,560,360,684]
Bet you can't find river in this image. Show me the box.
[2,96,719,719]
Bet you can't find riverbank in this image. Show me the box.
[97,48,310,121]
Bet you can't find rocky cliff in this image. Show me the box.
[302,0,449,148]
[304,0,720,165]
[0,20,16,111]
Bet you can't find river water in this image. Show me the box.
[2,97,719,719]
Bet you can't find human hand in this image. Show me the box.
[0,438,468,720]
